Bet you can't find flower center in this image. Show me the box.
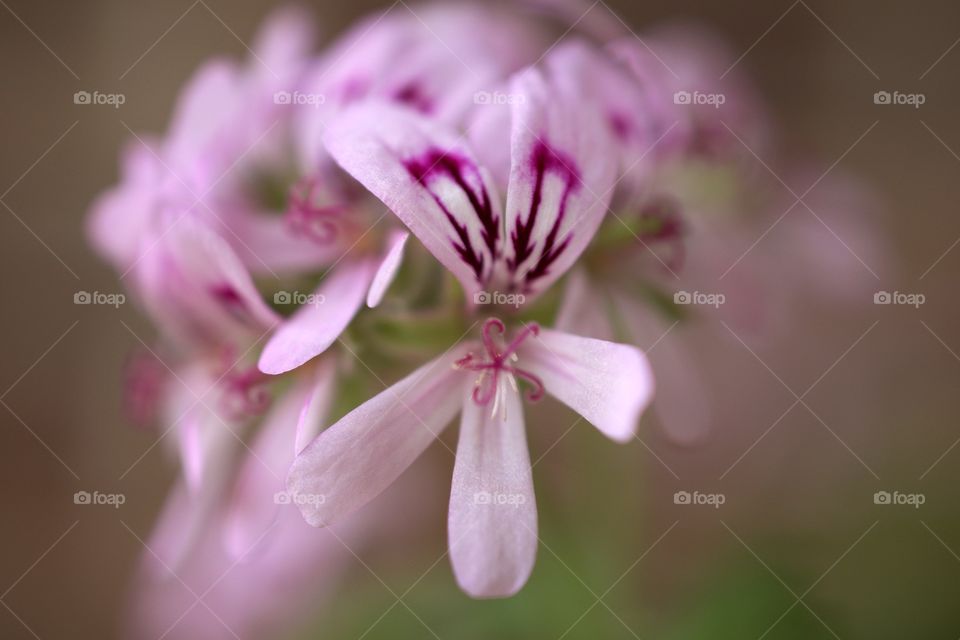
[284,178,348,245]
[638,196,686,270]
[455,318,544,419]
[216,349,272,419]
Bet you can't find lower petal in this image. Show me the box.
[287,348,467,526]
[449,385,537,598]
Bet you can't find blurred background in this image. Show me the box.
[2,0,959,638]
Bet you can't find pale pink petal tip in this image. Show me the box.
[521,328,655,442]
[449,387,537,598]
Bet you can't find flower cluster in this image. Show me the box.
[91,1,782,617]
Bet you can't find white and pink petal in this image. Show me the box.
[258,259,376,375]
[518,328,654,442]
[501,67,618,297]
[448,385,538,598]
[324,104,503,298]
[286,348,468,527]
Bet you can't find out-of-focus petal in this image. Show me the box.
[611,25,768,158]
[149,366,244,571]
[165,60,245,189]
[252,5,315,82]
[619,295,711,445]
[324,104,502,297]
[546,40,674,180]
[86,139,168,271]
[258,259,376,375]
[224,361,335,557]
[519,328,654,442]
[134,218,280,351]
[132,494,359,640]
[225,208,347,276]
[367,230,409,307]
[287,348,468,527]
[164,363,244,495]
[449,385,537,598]
[554,269,616,341]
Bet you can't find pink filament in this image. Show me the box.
[223,367,271,417]
[217,348,272,418]
[455,318,545,405]
[284,178,347,245]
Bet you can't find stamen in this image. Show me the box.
[223,367,271,418]
[216,348,272,419]
[454,318,546,413]
[284,178,347,245]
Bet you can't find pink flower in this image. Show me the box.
[283,55,656,598]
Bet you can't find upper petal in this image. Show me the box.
[258,259,376,375]
[501,66,617,297]
[545,40,675,186]
[449,385,537,598]
[324,104,503,298]
[519,328,654,442]
[287,348,468,526]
